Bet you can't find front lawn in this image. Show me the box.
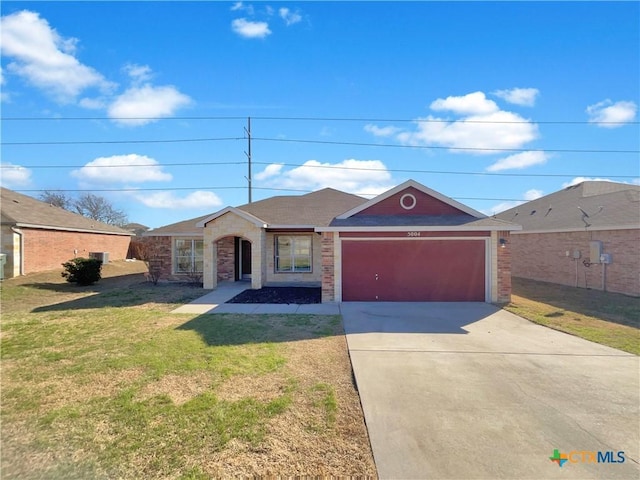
[505,277,640,355]
[0,262,376,479]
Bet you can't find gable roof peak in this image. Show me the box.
[336,179,486,219]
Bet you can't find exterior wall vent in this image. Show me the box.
[89,252,110,263]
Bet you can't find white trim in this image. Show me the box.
[266,224,316,229]
[336,179,487,219]
[340,236,488,241]
[400,193,417,210]
[12,222,132,236]
[317,224,520,233]
[142,231,203,237]
[196,207,267,228]
[512,225,640,234]
[338,235,491,302]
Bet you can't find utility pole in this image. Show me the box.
[244,117,252,203]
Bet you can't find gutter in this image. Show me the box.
[11,227,24,275]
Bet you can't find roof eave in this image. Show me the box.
[316,225,522,233]
[11,222,133,236]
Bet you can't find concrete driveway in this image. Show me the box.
[341,302,639,479]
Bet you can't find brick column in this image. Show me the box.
[497,231,512,303]
[321,232,335,303]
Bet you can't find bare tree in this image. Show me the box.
[39,190,74,210]
[74,193,128,226]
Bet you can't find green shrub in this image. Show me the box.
[61,257,102,285]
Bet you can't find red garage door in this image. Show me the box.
[342,239,486,302]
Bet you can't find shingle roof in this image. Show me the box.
[146,188,368,234]
[1,188,132,235]
[237,188,367,226]
[495,181,640,231]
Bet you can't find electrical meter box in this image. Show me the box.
[600,254,612,264]
[589,241,603,264]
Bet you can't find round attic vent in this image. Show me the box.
[400,193,416,210]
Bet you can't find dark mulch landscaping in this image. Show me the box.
[227,287,321,304]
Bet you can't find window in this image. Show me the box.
[174,238,203,273]
[275,235,312,273]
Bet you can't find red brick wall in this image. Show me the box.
[138,236,173,279]
[510,229,640,297]
[497,231,512,303]
[217,236,235,282]
[321,232,335,302]
[22,228,130,274]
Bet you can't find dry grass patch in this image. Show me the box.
[1,266,376,478]
[137,372,215,406]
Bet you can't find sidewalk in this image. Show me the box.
[171,282,341,315]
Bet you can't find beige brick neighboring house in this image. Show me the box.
[145,180,520,303]
[0,188,132,278]
[495,181,640,297]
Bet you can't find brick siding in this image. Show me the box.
[217,236,235,282]
[21,227,130,275]
[497,231,512,303]
[510,229,640,297]
[321,232,335,302]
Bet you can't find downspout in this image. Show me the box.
[11,227,24,276]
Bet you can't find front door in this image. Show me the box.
[241,240,252,280]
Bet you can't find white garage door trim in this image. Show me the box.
[334,236,493,302]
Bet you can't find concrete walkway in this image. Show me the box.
[341,302,640,480]
[171,283,340,315]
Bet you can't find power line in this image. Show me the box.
[0,161,244,169]
[252,137,640,154]
[3,159,637,180]
[13,185,534,202]
[2,134,638,154]
[1,137,243,146]
[2,115,638,125]
[251,162,639,179]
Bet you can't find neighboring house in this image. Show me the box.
[144,180,519,303]
[495,181,640,297]
[1,187,132,278]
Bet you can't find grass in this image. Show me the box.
[0,261,376,479]
[505,277,640,355]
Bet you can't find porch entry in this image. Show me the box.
[234,237,252,281]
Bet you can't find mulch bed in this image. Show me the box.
[227,287,321,304]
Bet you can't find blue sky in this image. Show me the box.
[1,1,638,228]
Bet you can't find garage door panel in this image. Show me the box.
[342,240,486,302]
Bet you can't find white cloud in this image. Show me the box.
[230,2,244,11]
[231,18,271,39]
[135,191,223,209]
[256,159,394,196]
[255,163,283,180]
[485,188,544,215]
[486,151,549,172]
[561,177,640,188]
[430,91,499,115]
[71,154,172,183]
[369,91,539,154]
[364,124,401,137]
[493,88,539,107]
[586,100,637,128]
[279,8,302,25]
[0,162,32,187]
[123,63,153,84]
[0,10,114,103]
[108,84,191,126]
